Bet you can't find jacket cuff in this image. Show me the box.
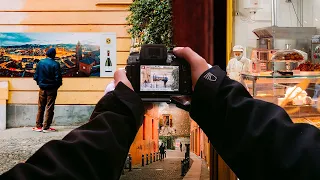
[190,66,226,120]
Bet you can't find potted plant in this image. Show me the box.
[126,0,173,50]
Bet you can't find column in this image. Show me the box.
[0,81,8,131]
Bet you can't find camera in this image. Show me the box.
[126,44,192,103]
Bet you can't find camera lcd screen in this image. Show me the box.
[140,65,179,92]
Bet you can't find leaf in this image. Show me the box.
[126,0,173,48]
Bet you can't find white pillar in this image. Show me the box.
[0,81,8,131]
[0,100,6,131]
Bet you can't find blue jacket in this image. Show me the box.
[33,48,62,90]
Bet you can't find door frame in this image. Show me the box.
[172,0,236,179]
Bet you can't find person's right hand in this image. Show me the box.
[173,47,210,89]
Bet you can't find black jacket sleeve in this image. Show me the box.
[0,82,145,180]
[54,62,62,87]
[33,63,39,83]
[190,66,320,180]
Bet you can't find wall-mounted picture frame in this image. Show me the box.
[0,32,117,78]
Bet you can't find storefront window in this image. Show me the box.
[232,0,320,128]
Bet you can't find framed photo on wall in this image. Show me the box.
[0,32,117,78]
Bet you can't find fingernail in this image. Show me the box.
[173,47,184,51]
[118,68,126,72]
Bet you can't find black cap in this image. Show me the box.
[46,48,56,59]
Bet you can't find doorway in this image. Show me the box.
[172,0,236,179]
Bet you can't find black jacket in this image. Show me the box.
[1,82,144,180]
[34,49,62,90]
[2,66,320,180]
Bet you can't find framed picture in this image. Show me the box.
[0,32,117,77]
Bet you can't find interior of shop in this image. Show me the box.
[231,0,320,128]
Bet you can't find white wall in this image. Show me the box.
[234,0,272,48]
[235,0,317,50]
[312,0,320,34]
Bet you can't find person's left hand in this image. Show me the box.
[105,68,134,94]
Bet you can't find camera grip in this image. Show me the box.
[170,95,192,112]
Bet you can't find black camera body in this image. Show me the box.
[126,44,192,102]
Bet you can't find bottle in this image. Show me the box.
[105,50,112,72]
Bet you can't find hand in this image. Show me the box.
[105,68,134,94]
[106,69,153,110]
[173,47,210,89]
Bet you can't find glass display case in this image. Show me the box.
[242,72,320,128]
[271,49,305,75]
[312,35,320,64]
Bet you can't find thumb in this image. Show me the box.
[114,68,127,83]
[114,68,134,90]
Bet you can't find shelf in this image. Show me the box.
[242,72,320,79]
[283,104,316,108]
[292,117,320,128]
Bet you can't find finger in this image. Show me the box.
[113,69,134,90]
[173,47,184,51]
[114,69,127,83]
[173,47,205,65]
[174,47,210,90]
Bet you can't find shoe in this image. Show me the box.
[32,127,43,132]
[42,127,56,133]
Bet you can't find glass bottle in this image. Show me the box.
[105,50,112,72]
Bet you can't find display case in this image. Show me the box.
[312,35,320,64]
[271,49,305,75]
[242,72,320,128]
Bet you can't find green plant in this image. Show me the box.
[126,0,173,48]
[159,136,175,149]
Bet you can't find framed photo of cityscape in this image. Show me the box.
[0,32,117,78]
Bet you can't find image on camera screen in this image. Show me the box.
[140,65,179,92]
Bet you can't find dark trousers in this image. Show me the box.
[160,152,164,160]
[36,88,58,129]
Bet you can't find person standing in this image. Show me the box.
[159,143,165,160]
[180,142,183,152]
[226,45,252,82]
[226,45,252,91]
[163,76,168,88]
[32,48,62,133]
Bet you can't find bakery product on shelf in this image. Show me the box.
[272,50,304,61]
[278,85,313,106]
[295,61,320,71]
[304,96,313,105]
